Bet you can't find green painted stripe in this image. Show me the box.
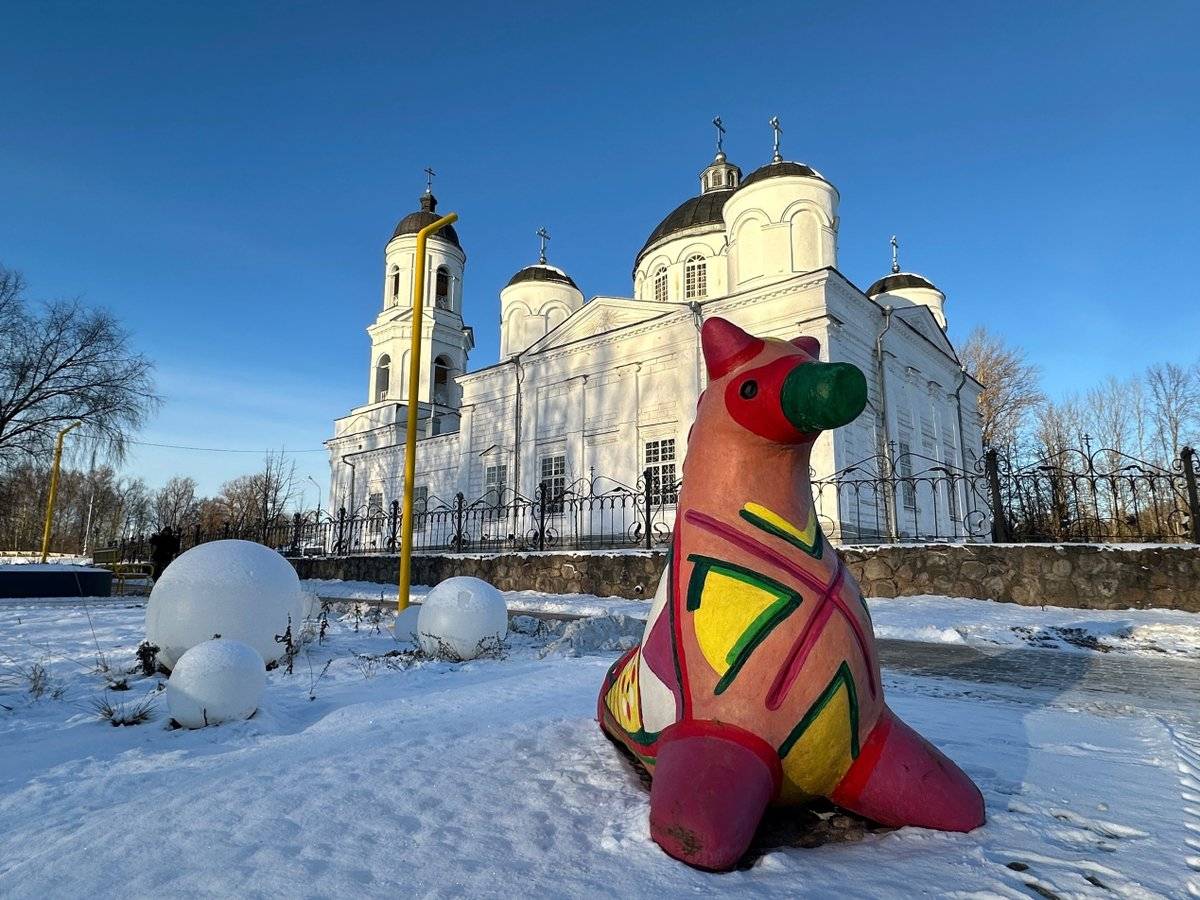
[714,596,801,695]
[776,661,861,760]
[739,507,823,559]
[685,553,804,696]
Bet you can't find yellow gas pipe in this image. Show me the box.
[398,212,458,612]
[40,421,82,564]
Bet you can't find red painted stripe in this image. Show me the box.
[831,709,894,804]
[669,529,692,719]
[766,597,834,710]
[684,509,831,596]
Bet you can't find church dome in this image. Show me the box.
[635,189,733,266]
[737,160,831,190]
[865,271,939,297]
[391,192,463,251]
[506,263,578,290]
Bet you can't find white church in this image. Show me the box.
[326,121,986,546]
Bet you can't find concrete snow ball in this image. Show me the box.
[145,540,305,670]
[167,639,265,729]
[417,576,508,659]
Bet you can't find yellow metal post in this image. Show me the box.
[40,421,82,564]
[398,212,458,611]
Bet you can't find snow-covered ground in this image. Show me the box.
[1,595,1199,898]
[306,578,1200,660]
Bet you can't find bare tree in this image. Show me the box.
[1145,361,1200,464]
[153,476,199,531]
[960,326,1044,450]
[0,264,160,462]
[215,452,298,529]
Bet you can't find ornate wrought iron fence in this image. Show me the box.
[101,447,1200,562]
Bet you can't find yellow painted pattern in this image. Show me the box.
[694,570,782,678]
[605,651,643,734]
[778,682,856,803]
[743,501,816,547]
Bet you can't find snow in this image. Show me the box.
[0,556,92,568]
[146,540,305,669]
[870,594,1200,658]
[166,639,266,728]
[0,593,1197,897]
[307,578,1200,660]
[415,577,507,659]
[306,578,650,619]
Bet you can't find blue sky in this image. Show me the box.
[3,1,1198,501]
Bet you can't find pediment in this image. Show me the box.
[894,305,956,359]
[525,297,671,354]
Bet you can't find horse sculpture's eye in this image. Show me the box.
[739,380,758,399]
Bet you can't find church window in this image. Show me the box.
[407,484,428,533]
[653,266,668,303]
[896,441,916,509]
[433,355,452,407]
[540,455,566,514]
[485,464,507,509]
[726,170,735,187]
[645,439,678,506]
[435,266,451,309]
[390,266,400,301]
[375,355,391,403]
[368,492,384,535]
[684,255,707,300]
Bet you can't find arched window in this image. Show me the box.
[433,355,452,407]
[375,355,391,403]
[435,266,450,309]
[653,266,668,303]
[726,170,735,187]
[390,266,400,301]
[684,255,707,300]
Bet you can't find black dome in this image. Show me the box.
[506,264,578,290]
[866,272,939,297]
[636,189,733,263]
[390,193,463,251]
[738,160,828,189]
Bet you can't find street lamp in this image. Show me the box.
[306,475,322,520]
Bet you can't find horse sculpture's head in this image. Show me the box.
[699,317,867,446]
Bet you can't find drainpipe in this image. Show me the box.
[343,458,357,514]
[688,301,705,394]
[874,306,897,540]
[512,353,525,499]
[953,364,969,537]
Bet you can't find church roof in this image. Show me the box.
[391,193,463,251]
[738,160,830,189]
[865,271,940,297]
[636,188,733,265]
[506,263,578,290]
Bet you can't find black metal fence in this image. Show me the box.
[101,446,1200,562]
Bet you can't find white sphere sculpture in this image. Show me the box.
[167,639,265,729]
[145,540,305,670]
[417,576,508,660]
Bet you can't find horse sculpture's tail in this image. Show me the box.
[599,317,984,871]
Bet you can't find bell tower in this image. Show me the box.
[367,173,473,436]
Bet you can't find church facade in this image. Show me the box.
[326,135,985,546]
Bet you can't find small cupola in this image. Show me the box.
[866,236,948,330]
[699,116,741,193]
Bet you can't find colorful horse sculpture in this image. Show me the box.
[598,317,985,871]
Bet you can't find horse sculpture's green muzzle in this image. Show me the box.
[780,361,868,433]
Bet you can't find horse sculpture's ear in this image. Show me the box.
[790,335,821,359]
[702,317,763,379]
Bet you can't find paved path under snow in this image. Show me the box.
[879,638,1200,713]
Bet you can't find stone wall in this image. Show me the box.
[290,543,1200,612]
